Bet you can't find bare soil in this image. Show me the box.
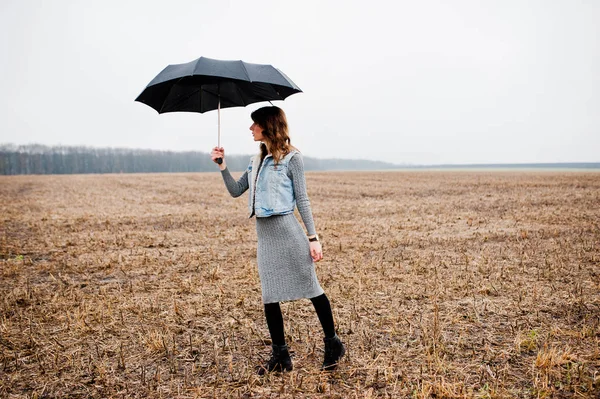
[1,171,599,398]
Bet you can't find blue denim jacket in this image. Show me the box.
[248,150,298,218]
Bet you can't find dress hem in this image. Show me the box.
[262,287,325,305]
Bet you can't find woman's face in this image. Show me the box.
[250,122,264,142]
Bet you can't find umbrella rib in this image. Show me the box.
[158,77,199,113]
[239,61,251,82]
[232,83,251,107]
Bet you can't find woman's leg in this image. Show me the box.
[259,302,292,375]
[310,293,336,338]
[310,293,345,370]
[264,302,286,345]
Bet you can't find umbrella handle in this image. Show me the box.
[216,158,223,165]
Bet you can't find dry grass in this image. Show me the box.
[1,171,599,398]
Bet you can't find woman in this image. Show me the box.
[210,106,345,374]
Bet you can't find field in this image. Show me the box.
[1,171,599,398]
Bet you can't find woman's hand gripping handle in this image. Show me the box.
[211,147,227,171]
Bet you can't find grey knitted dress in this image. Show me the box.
[221,153,324,304]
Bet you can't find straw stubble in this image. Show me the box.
[1,171,599,398]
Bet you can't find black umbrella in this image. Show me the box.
[135,56,302,162]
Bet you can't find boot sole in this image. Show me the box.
[257,363,293,376]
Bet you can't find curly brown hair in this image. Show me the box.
[251,106,296,164]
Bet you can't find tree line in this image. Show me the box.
[0,144,251,175]
[0,144,397,175]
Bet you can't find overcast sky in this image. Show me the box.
[1,0,598,165]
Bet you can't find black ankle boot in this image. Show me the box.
[322,334,345,370]
[257,344,293,375]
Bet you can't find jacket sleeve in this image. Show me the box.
[220,167,249,198]
[288,153,317,236]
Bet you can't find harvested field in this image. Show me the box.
[1,171,599,398]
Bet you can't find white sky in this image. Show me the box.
[0,0,598,165]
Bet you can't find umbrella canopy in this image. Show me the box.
[135,56,302,114]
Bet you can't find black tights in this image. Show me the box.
[264,293,336,346]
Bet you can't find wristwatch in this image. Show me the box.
[308,235,319,242]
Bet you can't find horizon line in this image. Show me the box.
[1,142,598,167]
